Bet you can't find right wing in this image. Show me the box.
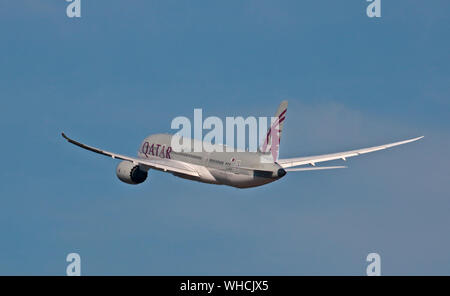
[278,136,423,169]
[61,133,199,177]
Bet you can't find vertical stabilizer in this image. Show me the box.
[260,101,288,162]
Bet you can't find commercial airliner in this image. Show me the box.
[62,101,423,188]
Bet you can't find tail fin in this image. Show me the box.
[260,100,288,162]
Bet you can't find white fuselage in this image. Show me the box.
[137,134,286,188]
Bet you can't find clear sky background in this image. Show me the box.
[0,0,449,275]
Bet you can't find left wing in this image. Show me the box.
[277,136,423,169]
[61,133,200,177]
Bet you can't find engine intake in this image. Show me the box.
[116,161,148,184]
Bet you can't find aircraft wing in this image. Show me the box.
[277,136,423,169]
[61,133,200,177]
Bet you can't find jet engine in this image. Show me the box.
[116,161,148,184]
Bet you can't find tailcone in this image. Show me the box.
[277,168,287,178]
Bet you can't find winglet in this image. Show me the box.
[407,136,424,142]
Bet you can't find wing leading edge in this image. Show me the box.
[61,133,199,177]
[277,136,424,169]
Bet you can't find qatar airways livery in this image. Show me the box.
[62,101,423,188]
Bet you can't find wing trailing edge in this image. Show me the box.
[61,132,200,177]
[278,136,424,169]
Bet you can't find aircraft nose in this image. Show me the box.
[277,168,287,178]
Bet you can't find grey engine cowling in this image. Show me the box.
[116,161,148,184]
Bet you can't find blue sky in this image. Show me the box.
[0,0,449,275]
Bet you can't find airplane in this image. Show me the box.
[62,101,423,188]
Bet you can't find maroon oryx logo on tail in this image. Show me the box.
[261,108,286,162]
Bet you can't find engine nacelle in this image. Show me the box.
[116,161,148,185]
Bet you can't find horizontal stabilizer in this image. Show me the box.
[285,166,347,172]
